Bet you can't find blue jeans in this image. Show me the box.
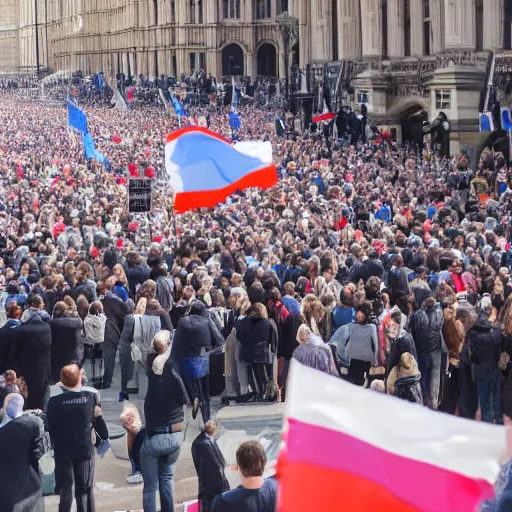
[141,432,183,512]
[417,351,442,410]
[477,373,503,424]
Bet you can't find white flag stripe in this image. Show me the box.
[285,362,505,485]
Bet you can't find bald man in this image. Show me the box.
[0,393,45,512]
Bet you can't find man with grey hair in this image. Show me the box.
[0,393,45,512]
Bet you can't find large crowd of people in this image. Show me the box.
[1,73,512,511]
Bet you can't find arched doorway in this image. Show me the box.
[222,43,244,76]
[256,43,277,77]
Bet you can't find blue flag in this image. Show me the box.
[229,111,241,130]
[83,133,106,163]
[67,100,87,134]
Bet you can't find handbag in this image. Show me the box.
[94,428,111,458]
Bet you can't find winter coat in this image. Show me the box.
[155,275,174,312]
[125,264,150,299]
[362,258,384,281]
[50,316,83,383]
[388,266,409,300]
[467,316,502,381]
[410,306,444,354]
[171,313,224,361]
[0,318,19,373]
[236,316,273,364]
[101,294,128,347]
[386,330,417,376]
[0,414,44,512]
[14,316,52,410]
[443,305,465,367]
[330,322,378,365]
[394,374,423,404]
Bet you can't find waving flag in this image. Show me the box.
[83,133,106,163]
[229,110,241,130]
[279,362,505,512]
[67,100,87,134]
[165,127,277,213]
[313,100,336,124]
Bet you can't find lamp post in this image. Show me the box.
[276,11,298,109]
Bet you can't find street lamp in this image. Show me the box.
[276,11,298,108]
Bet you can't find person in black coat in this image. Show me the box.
[171,301,224,422]
[49,302,83,383]
[101,277,129,388]
[192,421,230,512]
[0,393,45,512]
[362,250,384,282]
[125,252,150,299]
[0,301,22,373]
[14,314,52,410]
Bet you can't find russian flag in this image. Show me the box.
[279,362,505,512]
[165,127,277,213]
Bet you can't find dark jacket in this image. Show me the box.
[50,317,83,383]
[362,258,384,281]
[467,316,502,380]
[144,355,188,433]
[236,316,271,364]
[101,294,129,347]
[0,414,44,512]
[0,318,19,373]
[192,430,230,498]
[386,330,417,375]
[394,374,423,404]
[14,316,52,410]
[388,266,409,301]
[172,313,224,361]
[126,264,150,299]
[42,289,57,316]
[46,387,99,460]
[410,306,444,354]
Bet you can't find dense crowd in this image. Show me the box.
[1,80,512,511]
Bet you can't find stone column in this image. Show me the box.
[483,0,504,50]
[409,0,424,56]
[387,0,405,57]
[360,0,383,58]
[430,0,444,53]
[444,0,476,49]
[338,0,362,60]
[246,52,254,77]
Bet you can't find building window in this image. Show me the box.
[171,0,176,23]
[188,0,195,23]
[198,0,203,23]
[199,52,206,70]
[423,0,430,18]
[357,90,370,104]
[255,0,271,19]
[435,90,451,110]
[277,0,288,14]
[190,52,196,72]
[223,0,240,19]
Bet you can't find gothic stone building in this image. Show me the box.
[2,0,512,153]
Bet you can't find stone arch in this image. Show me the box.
[256,41,277,77]
[221,42,245,76]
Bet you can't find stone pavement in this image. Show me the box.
[44,365,284,512]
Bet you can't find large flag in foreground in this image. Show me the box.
[279,362,505,512]
[165,127,277,213]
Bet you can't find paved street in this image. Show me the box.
[44,365,284,512]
